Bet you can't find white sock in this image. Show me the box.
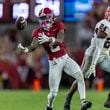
[47,93,56,107]
[77,79,86,100]
[74,72,86,100]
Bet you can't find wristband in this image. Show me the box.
[51,37,55,43]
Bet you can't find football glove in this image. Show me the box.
[17,43,29,53]
[84,65,96,78]
[38,32,50,44]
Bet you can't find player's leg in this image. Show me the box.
[104,93,110,108]
[64,55,92,110]
[64,80,77,110]
[64,56,92,110]
[45,60,63,110]
[99,56,110,108]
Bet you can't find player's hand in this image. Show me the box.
[17,43,28,53]
[84,65,96,78]
[38,32,49,44]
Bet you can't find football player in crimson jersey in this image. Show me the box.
[17,7,92,110]
[64,6,110,110]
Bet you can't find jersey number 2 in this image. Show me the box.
[104,37,110,49]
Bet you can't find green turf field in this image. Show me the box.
[0,89,109,110]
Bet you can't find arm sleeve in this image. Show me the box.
[91,38,105,65]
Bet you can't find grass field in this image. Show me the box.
[0,89,109,110]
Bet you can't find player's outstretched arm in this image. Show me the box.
[85,29,107,78]
[17,37,39,53]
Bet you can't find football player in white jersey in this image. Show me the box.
[64,6,110,110]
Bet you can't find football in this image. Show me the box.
[15,16,27,30]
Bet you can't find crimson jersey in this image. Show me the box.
[32,21,67,60]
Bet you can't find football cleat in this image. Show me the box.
[64,105,70,110]
[45,106,52,110]
[81,101,92,110]
[104,95,110,108]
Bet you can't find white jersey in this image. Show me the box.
[85,19,110,57]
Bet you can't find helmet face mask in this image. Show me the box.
[38,7,54,30]
[39,19,52,30]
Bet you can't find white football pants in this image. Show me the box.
[47,54,85,107]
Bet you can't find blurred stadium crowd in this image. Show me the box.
[0,0,110,90]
